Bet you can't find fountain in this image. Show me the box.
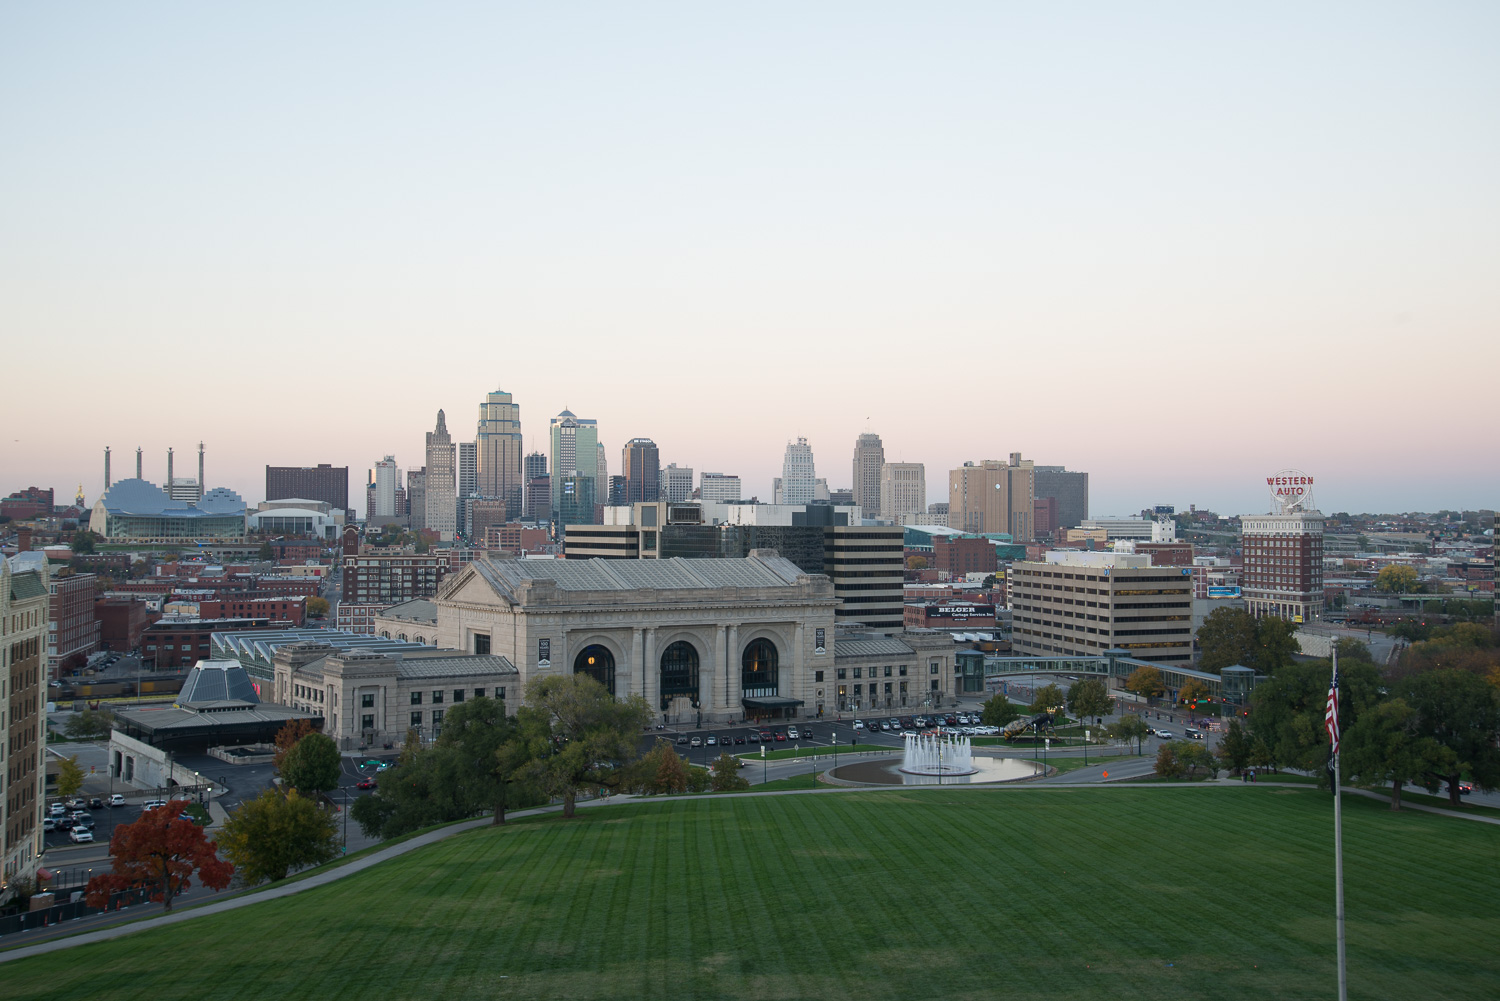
[900,732,978,776]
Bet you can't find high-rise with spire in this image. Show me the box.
[851,432,885,518]
[777,437,817,505]
[476,389,523,520]
[425,409,456,541]
[549,409,599,526]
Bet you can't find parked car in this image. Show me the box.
[108,793,126,807]
[42,817,55,832]
[88,797,104,810]
[734,735,746,745]
[774,732,787,742]
[49,802,66,818]
[69,828,94,844]
[141,799,168,811]
[852,720,866,730]
[690,737,703,748]
[72,812,95,829]
[758,731,773,742]
[801,729,814,740]
[706,735,718,746]
[675,735,689,746]
[787,727,800,739]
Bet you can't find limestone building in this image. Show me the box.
[2,556,48,903]
[851,433,885,518]
[425,410,457,541]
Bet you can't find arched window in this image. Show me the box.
[414,635,425,645]
[397,633,407,642]
[574,645,616,695]
[659,641,700,709]
[380,631,391,639]
[741,638,779,697]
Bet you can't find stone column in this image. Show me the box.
[631,627,645,709]
[643,627,657,714]
[622,628,639,700]
[726,623,740,721]
[555,630,567,679]
[792,622,804,716]
[698,631,714,722]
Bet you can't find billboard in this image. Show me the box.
[1206,586,1242,599]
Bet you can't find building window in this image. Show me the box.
[659,641,699,708]
[497,687,505,702]
[815,670,824,683]
[930,662,939,674]
[361,714,375,731]
[474,688,485,699]
[853,667,862,679]
[410,711,422,727]
[453,689,464,703]
[432,690,444,704]
[884,666,892,677]
[410,691,422,705]
[574,645,617,696]
[931,679,939,691]
[836,668,847,680]
[899,665,907,676]
[741,638,779,698]
[361,693,375,709]
[473,633,491,655]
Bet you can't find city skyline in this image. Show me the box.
[2,6,1496,515]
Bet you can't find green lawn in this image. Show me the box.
[6,788,1498,1001]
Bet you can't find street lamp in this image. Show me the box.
[761,743,767,785]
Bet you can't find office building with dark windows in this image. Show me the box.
[265,464,350,517]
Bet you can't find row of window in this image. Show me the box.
[835,664,909,680]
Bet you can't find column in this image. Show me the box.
[792,622,804,715]
[632,627,648,710]
[726,624,739,720]
[623,627,640,700]
[643,627,657,712]
[698,631,714,721]
[555,630,567,678]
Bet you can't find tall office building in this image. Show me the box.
[1,556,49,900]
[879,463,926,524]
[1010,551,1193,665]
[663,463,694,503]
[777,437,817,505]
[425,409,457,542]
[1033,465,1090,530]
[457,441,477,536]
[948,453,1035,541]
[406,468,427,533]
[700,472,742,504]
[524,451,548,484]
[556,474,596,530]
[549,411,599,523]
[1242,471,1325,623]
[267,464,350,516]
[522,451,548,522]
[373,457,400,518]
[851,433,885,518]
[475,389,523,520]
[597,442,609,483]
[621,438,660,504]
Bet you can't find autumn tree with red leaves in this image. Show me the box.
[85,800,233,912]
[273,718,317,771]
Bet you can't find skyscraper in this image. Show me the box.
[879,462,926,524]
[457,441,477,536]
[663,463,694,503]
[948,453,1035,541]
[1033,465,1090,529]
[549,410,599,523]
[475,389,523,520]
[522,451,547,522]
[621,438,660,504]
[266,464,350,516]
[851,433,885,518]
[373,456,400,518]
[406,467,427,533]
[700,472,742,504]
[425,409,457,541]
[778,437,817,505]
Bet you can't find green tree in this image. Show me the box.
[84,799,233,912]
[1341,698,1457,810]
[1248,658,1383,784]
[1376,564,1420,593]
[633,739,690,795]
[280,732,341,794]
[64,707,113,740]
[70,531,97,554]
[1253,617,1302,674]
[1400,668,1500,806]
[306,596,330,618]
[57,755,86,798]
[980,694,1021,728]
[257,540,275,561]
[517,673,652,818]
[1030,683,1066,715]
[1124,666,1164,700]
[1215,718,1253,775]
[1196,607,1260,671]
[710,752,750,792]
[1334,638,1373,663]
[219,789,341,883]
[436,696,519,825]
[1066,678,1112,722]
[1109,714,1150,755]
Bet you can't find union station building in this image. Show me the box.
[434,552,956,725]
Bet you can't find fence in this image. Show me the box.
[0,884,155,939]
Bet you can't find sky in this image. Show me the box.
[2,3,1497,518]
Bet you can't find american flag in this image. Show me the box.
[1325,660,1341,754]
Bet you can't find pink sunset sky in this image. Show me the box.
[2,5,1496,517]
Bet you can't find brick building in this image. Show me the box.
[194,596,307,627]
[931,536,997,578]
[1134,541,1195,567]
[142,617,271,670]
[903,599,999,630]
[47,571,100,677]
[484,523,551,553]
[1,487,54,520]
[342,554,451,607]
[96,596,154,653]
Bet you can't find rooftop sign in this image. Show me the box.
[1268,470,1316,514]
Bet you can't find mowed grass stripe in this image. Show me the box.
[7,787,1500,1001]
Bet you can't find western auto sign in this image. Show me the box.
[1268,470,1315,513]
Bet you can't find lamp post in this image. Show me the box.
[761,743,767,785]
[1084,731,1089,768]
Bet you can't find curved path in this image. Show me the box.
[5,776,1494,963]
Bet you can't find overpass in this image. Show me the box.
[954,649,1260,704]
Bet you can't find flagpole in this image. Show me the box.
[1331,649,1347,1001]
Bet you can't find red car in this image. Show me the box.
[774,732,787,742]
[356,778,376,790]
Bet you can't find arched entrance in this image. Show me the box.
[659,641,700,711]
[573,645,616,695]
[741,638,779,698]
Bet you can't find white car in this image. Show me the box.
[108,793,126,807]
[141,799,168,811]
[852,720,866,730]
[1154,729,1175,740]
[787,727,800,739]
[49,802,66,818]
[689,737,702,748]
[69,828,94,843]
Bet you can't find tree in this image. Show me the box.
[257,540,275,561]
[280,732,341,794]
[306,596,330,618]
[1196,607,1260,671]
[1177,742,1218,780]
[436,696,518,825]
[710,752,750,792]
[1253,617,1302,674]
[1333,638,1373,663]
[980,694,1021,728]
[57,755,86,799]
[85,799,233,912]
[1216,718,1253,775]
[1376,564,1420,594]
[70,531,97,554]
[1341,699,1456,810]
[633,739,690,795]
[1124,666,1164,700]
[905,555,928,570]
[1153,744,1184,778]
[272,718,316,771]
[1177,678,1210,707]
[1248,658,1383,783]
[64,707,113,740]
[1400,668,1500,806]
[1109,715,1150,755]
[517,673,652,818]
[1030,683,1066,715]
[219,789,341,883]
[1066,678,1112,722]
